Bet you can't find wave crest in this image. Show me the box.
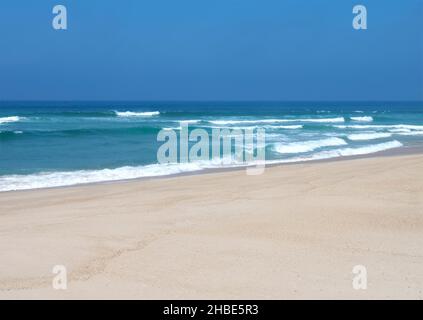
[347,132,392,141]
[209,117,344,125]
[350,116,373,122]
[308,140,403,159]
[0,116,22,124]
[273,137,347,154]
[114,111,160,117]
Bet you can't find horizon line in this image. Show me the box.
[1,99,423,103]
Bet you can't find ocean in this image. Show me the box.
[1,101,423,191]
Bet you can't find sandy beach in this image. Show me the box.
[0,154,422,299]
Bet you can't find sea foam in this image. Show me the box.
[350,116,373,122]
[179,120,201,124]
[335,124,423,131]
[397,131,423,136]
[266,125,303,129]
[308,140,403,159]
[266,140,403,164]
[199,124,303,131]
[0,157,249,192]
[0,139,405,192]
[273,137,347,154]
[0,162,205,192]
[347,132,392,141]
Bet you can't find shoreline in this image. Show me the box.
[2,144,423,194]
[0,152,422,299]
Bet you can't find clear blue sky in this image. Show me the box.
[0,0,422,101]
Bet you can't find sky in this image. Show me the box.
[0,0,422,101]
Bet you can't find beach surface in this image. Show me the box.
[0,154,422,299]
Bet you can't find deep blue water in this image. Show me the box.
[1,101,423,191]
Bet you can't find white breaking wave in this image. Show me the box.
[0,116,22,124]
[350,116,373,122]
[208,117,344,125]
[0,139,405,192]
[265,125,303,130]
[306,140,403,159]
[179,120,201,124]
[335,124,423,131]
[288,117,345,123]
[347,132,392,141]
[273,137,347,154]
[397,131,423,136]
[199,124,303,131]
[389,128,411,133]
[0,164,198,192]
[0,158,245,192]
[114,111,160,117]
[267,140,403,165]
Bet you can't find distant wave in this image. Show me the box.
[350,116,373,122]
[347,132,392,141]
[33,111,116,118]
[293,117,345,123]
[266,125,303,130]
[114,111,160,117]
[0,130,23,135]
[207,119,275,125]
[0,116,23,124]
[273,137,347,154]
[0,126,161,139]
[208,117,344,125]
[0,130,24,138]
[335,124,423,131]
[162,120,201,129]
[178,120,201,124]
[199,124,303,131]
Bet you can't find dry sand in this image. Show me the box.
[0,154,422,299]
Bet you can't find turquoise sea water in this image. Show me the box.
[1,101,423,191]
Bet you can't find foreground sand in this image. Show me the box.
[0,154,422,299]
